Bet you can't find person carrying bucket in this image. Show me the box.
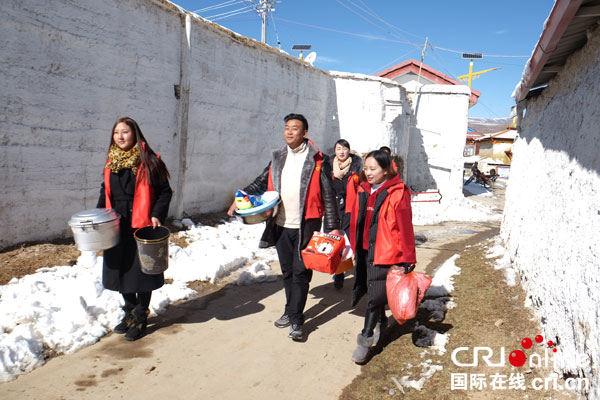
[227,113,340,341]
[97,117,172,341]
[348,149,416,363]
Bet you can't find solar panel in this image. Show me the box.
[462,53,483,59]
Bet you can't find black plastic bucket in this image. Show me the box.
[134,226,170,275]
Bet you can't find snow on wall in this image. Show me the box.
[406,85,471,200]
[501,26,600,398]
[0,0,413,248]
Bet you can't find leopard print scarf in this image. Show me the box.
[105,143,141,175]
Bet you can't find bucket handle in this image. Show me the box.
[79,220,99,231]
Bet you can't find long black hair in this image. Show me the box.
[360,149,397,181]
[108,117,170,185]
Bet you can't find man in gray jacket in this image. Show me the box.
[228,113,340,341]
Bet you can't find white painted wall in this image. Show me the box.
[0,0,417,248]
[502,27,600,398]
[331,72,411,171]
[405,85,471,200]
[1,0,183,247]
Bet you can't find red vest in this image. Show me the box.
[344,173,360,215]
[104,161,154,229]
[267,153,324,220]
[349,177,416,265]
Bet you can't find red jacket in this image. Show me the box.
[104,162,154,229]
[349,175,416,265]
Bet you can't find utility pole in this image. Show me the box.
[416,36,428,86]
[257,0,277,43]
[458,53,501,88]
[413,37,428,98]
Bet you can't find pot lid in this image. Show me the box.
[68,208,121,226]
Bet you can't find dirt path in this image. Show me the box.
[3,182,566,400]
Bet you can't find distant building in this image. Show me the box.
[464,128,517,178]
[375,59,481,107]
[464,128,484,157]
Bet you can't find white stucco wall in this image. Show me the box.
[331,72,411,168]
[0,0,416,248]
[502,27,600,398]
[405,85,471,200]
[1,0,183,248]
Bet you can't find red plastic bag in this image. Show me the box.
[301,232,345,274]
[386,267,432,325]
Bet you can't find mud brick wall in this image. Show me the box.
[501,25,600,398]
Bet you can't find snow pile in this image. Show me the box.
[0,217,276,382]
[236,261,278,286]
[391,254,462,393]
[426,254,461,297]
[412,195,499,225]
[462,181,494,196]
[392,360,444,393]
[485,237,517,286]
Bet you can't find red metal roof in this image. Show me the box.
[375,59,481,105]
[466,130,485,141]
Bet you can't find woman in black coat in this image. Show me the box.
[97,117,172,341]
[327,139,363,289]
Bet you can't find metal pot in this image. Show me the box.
[68,208,121,251]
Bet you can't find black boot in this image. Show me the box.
[113,305,134,334]
[125,308,148,341]
[333,273,344,289]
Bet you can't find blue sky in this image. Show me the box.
[173,0,555,118]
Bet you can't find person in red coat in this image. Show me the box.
[97,117,172,341]
[325,139,363,289]
[348,149,416,363]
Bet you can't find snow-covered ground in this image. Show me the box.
[412,181,502,226]
[0,190,500,382]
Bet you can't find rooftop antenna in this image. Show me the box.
[292,44,312,60]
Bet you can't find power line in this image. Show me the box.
[274,17,421,46]
[269,12,282,49]
[347,0,421,43]
[209,8,254,21]
[369,47,422,75]
[430,43,528,58]
[193,0,243,13]
[275,16,527,59]
[205,5,254,20]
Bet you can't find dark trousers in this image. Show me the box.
[275,227,313,325]
[122,292,152,316]
[361,305,386,337]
